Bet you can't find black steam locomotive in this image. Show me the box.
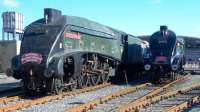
[144,26,185,81]
[7,8,147,94]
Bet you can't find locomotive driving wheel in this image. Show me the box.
[101,73,109,83]
[83,75,92,87]
[52,77,64,94]
[91,75,101,86]
[77,76,84,89]
[22,80,29,96]
[68,78,77,91]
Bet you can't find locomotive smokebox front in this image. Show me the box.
[20,53,46,88]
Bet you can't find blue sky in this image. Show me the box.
[0,0,200,38]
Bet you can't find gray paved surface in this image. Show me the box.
[0,73,20,92]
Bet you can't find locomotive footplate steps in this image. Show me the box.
[0,83,111,112]
[65,83,151,112]
[115,74,190,112]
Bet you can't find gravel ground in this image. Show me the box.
[140,75,200,112]
[140,92,198,112]
[184,104,200,112]
[3,74,199,112]
[168,75,200,92]
[87,85,159,112]
[0,73,19,84]
[13,84,135,112]
[86,75,198,112]
[0,73,20,93]
[0,99,26,107]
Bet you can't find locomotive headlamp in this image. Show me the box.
[177,43,180,47]
[144,64,151,71]
[171,65,178,71]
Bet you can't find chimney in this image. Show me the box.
[44,8,62,24]
[160,25,168,31]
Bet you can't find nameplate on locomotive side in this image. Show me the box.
[64,33,81,40]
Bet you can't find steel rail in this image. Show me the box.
[115,74,190,112]
[165,96,200,112]
[65,83,151,112]
[0,96,22,104]
[117,83,200,112]
[0,83,111,112]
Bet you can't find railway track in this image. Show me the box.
[115,74,200,112]
[65,74,190,112]
[65,83,152,112]
[0,83,111,112]
[138,85,200,112]
[1,74,199,112]
[130,83,200,112]
[164,96,200,112]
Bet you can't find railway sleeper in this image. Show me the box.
[165,96,200,112]
[65,83,151,112]
[117,83,200,112]
[0,83,111,112]
[116,75,190,112]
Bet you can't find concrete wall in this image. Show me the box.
[0,40,21,72]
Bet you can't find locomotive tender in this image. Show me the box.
[7,8,145,94]
[144,26,185,80]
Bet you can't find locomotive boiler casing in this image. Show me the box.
[7,8,145,93]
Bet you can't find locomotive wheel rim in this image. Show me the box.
[77,76,83,89]
[79,75,87,88]
[69,78,77,91]
[46,78,53,92]
[22,80,29,96]
[22,80,37,96]
[91,75,101,86]
[101,74,109,83]
[83,75,92,87]
[53,78,63,94]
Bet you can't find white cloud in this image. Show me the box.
[3,0,20,8]
[153,0,161,4]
